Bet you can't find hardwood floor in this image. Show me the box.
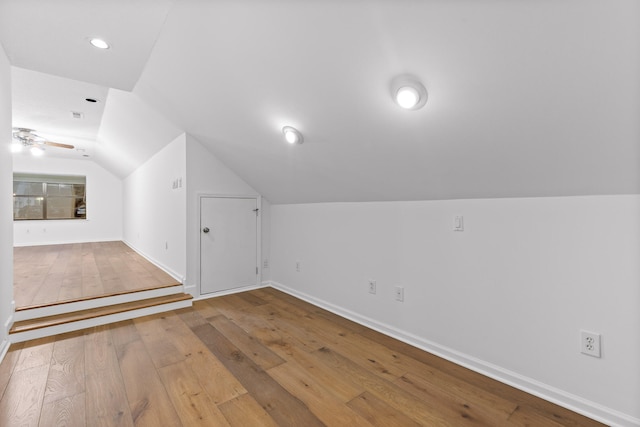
[13,241,180,309]
[0,288,605,426]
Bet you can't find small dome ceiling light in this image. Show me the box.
[89,38,110,49]
[391,75,428,110]
[282,126,303,145]
[30,146,44,156]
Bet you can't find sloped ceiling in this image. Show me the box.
[11,67,108,159]
[0,0,173,91]
[95,89,183,178]
[2,0,639,204]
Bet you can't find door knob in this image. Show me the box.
[202,227,210,233]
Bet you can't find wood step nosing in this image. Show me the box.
[15,282,183,312]
[14,285,187,322]
[9,298,193,344]
[10,293,193,335]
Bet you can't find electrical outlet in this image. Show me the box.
[580,330,601,358]
[296,261,301,272]
[368,280,376,294]
[395,286,404,302]
[263,259,269,269]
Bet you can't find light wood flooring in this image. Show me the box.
[13,241,180,309]
[0,287,604,427]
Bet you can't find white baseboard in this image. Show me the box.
[193,283,268,301]
[3,306,14,336]
[0,338,9,364]
[1,301,15,364]
[183,284,197,297]
[122,240,184,283]
[268,281,639,427]
[13,238,121,248]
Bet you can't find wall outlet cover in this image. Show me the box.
[368,280,376,294]
[395,286,404,302]
[580,330,601,358]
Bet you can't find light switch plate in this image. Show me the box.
[454,215,464,231]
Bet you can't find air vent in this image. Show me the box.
[71,111,84,119]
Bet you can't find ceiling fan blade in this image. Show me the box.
[12,127,34,134]
[44,141,75,149]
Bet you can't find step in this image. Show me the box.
[9,293,193,343]
[14,283,184,322]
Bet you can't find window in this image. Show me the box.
[13,174,86,220]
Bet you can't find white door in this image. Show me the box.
[200,196,258,295]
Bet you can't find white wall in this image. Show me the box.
[0,42,14,360]
[122,132,266,296]
[12,156,122,246]
[123,133,186,281]
[184,134,260,296]
[270,195,640,426]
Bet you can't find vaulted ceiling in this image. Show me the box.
[1,0,638,204]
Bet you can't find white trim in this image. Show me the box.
[183,284,197,296]
[9,299,192,344]
[268,280,640,427]
[13,238,121,248]
[3,304,13,336]
[1,301,15,363]
[256,195,262,285]
[197,194,262,298]
[0,339,9,364]
[14,284,184,321]
[193,283,268,301]
[122,240,183,282]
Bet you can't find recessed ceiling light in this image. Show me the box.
[85,98,100,103]
[390,75,428,111]
[396,86,421,109]
[89,38,110,49]
[282,126,303,144]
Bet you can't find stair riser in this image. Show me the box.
[14,285,185,321]
[10,299,192,343]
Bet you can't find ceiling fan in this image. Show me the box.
[12,128,75,153]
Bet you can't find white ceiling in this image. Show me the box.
[1,0,639,204]
[0,0,173,91]
[11,67,108,159]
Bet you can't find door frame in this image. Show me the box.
[197,193,262,297]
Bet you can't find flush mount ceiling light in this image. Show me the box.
[282,126,303,145]
[30,146,45,156]
[89,38,110,49]
[390,75,428,110]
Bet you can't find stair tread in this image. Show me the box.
[10,293,193,334]
[16,282,182,312]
